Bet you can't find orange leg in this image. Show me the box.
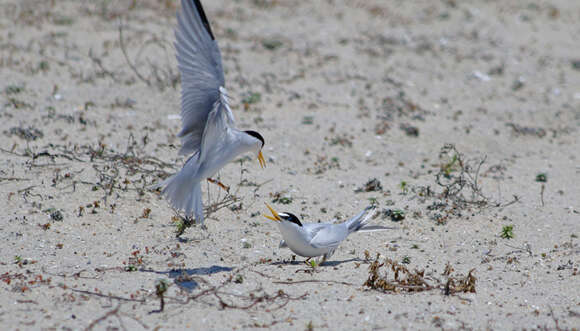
[207,178,230,193]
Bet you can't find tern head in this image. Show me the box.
[244,130,266,168]
[263,203,303,227]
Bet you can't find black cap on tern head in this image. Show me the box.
[279,212,302,227]
[244,130,265,148]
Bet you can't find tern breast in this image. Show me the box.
[277,222,331,258]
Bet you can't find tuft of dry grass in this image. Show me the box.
[363,253,476,295]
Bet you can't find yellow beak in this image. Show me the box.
[263,203,281,221]
[257,150,266,169]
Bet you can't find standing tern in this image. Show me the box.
[157,0,266,226]
[264,203,395,265]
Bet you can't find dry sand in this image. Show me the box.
[1,0,579,330]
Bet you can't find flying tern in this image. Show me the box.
[157,0,266,227]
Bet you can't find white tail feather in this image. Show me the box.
[156,167,204,224]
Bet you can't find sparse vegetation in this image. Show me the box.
[382,208,406,222]
[153,278,170,313]
[399,180,408,194]
[535,173,547,182]
[355,178,383,193]
[270,191,293,204]
[364,253,476,295]
[242,92,262,110]
[500,225,514,239]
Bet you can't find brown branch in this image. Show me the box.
[84,304,121,331]
[273,279,355,286]
[540,184,545,207]
[118,22,151,86]
[0,177,30,182]
[84,303,148,331]
[364,254,476,295]
[173,270,308,312]
[71,289,145,303]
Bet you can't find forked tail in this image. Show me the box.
[347,206,395,233]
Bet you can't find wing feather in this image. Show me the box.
[199,100,229,163]
[308,224,347,249]
[175,0,227,156]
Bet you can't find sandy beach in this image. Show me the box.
[1,0,579,329]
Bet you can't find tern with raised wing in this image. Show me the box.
[158,0,266,227]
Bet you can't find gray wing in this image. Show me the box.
[175,0,231,156]
[307,223,348,249]
[199,100,229,163]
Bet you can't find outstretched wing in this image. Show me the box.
[175,0,232,156]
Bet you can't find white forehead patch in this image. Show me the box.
[278,212,289,218]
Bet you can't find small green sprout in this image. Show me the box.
[308,259,317,268]
[39,61,50,71]
[391,209,405,221]
[175,219,187,237]
[402,256,411,264]
[368,197,378,206]
[124,265,138,272]
[53,15,74,26]
[154,279,170,312]
[278,197,293,204]
[49,209,63,221]
[535,173,547,182]
[262,39,283,50]
[500,225,514,239]
[174,216,193,237]
[302,116,314,125]
[400,181,408,194]
[442,154,459,178]
[155,279,170,296]
[5,85,24,95]
[242,92,261,105]
[234,275,244,284]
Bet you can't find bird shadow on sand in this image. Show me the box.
[142,265,233,292]
[271,257,362,267]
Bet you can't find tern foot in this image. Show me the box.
[207,178,230,193]
[318,255,328,266]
